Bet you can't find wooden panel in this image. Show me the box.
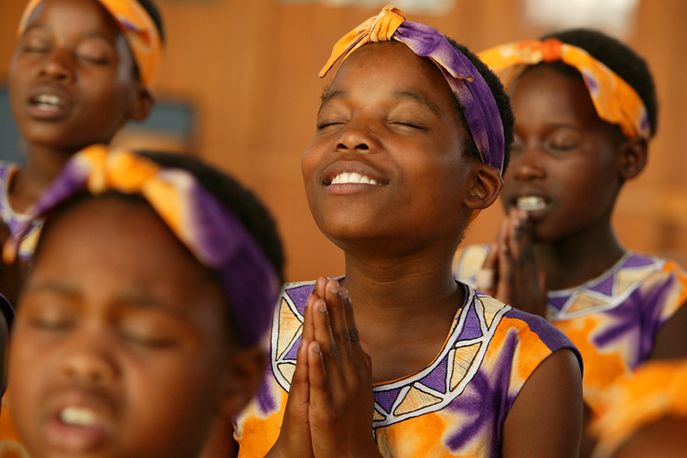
[1,0,685,279]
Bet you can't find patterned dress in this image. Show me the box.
[454,245,687,410]
[235,281,580,457]
[0,162,29,457]
[0,162,40,260]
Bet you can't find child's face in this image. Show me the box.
[502,65,624,242]
[9,0,150,153]
[302,42,481,252]
[9,197,246,458]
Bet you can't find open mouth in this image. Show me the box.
[515,196,547,212]
[329,172,380,186]
[31,94,67,110]
[60,405,100,428]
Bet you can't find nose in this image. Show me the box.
[61,340,118,386]
[512,144,546,181]
[335,122,375,154]
[39,48,75,84]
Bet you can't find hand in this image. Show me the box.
[307,278,380,458]
[479,209,548,316]
[266,280,326,458]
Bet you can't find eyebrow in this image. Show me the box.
[319,88,441,116]
[116,292,187,319]
[24,280,80,299]
[394,91,442,116]
[320,88,347,106]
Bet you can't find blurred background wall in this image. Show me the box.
[1,0,686,281]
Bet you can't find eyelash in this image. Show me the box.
[122,331,178,349]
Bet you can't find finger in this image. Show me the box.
[324,279,352,356]
[307,341,333,417]
[496,227,514,303]
[303,291,317,343]
[312,298,339,361]
[339,288,368,371]
[477,243,499,293]
[315,276,327,299]
[288,338,310,410]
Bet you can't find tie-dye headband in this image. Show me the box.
[18,0,162,87]
[5,145,279,347]
[320,5,506,174]
[479,39,650,140]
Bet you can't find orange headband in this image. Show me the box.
[479,39,650,139]
[18,0,162,87]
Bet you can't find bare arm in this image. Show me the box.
[649,303,687,360]
[503,349,583,458]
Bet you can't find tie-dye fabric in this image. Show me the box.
[454,245,687,411]
[234,281,580,457]
[590,360,687,458]
[0,162,40,261]
[5,145,279,347]
[479,39,650,140]
[320,5,505,174]
[18,0,162,87]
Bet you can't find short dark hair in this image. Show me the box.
[139,152,285,285]
[446,38,515,174]
[541,28,658,137]
[136,0,166,44]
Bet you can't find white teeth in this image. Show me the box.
[330,172,379,185]
[516,196,547,211]
[35,94,62,106]
[60,406,97,427]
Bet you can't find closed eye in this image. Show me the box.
[390,120,427,131]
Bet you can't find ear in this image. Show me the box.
[618,137,648,180]
[463,164,503,210]
[218,346,265,418]
[128,86,154,122]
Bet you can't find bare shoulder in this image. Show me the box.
[503,349,583,458]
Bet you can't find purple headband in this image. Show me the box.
[320,6,505,174]
[6,145,280,347]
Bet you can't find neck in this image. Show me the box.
[9,145,74,214]
[535,220,624,291]
[342,244,462,330]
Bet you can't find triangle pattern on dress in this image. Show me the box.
[393,386,443,416]
[457,302,483,341]
[375,387,402,414]
[276,299,303,360]
[614,266,657,296]
[277,362,296,383]
[416,355,449,394]
[565,292,609,314]
[449,342,482,391]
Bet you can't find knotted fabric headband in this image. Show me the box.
[5,145,279,347]
[320,5,506,174]
[479,39,650,139]
[19,0,162,87]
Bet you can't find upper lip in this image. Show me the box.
[321,159,389,186]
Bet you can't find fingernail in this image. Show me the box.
[310,342,321,354]
[328,281,340,294]
[316,299,327,313]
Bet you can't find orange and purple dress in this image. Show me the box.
[454,246,687,411]
[234,281,581,457]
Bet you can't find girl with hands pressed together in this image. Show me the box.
[235,6,583,457]
[454,30,687,455]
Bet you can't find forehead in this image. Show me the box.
[31,197,218,303]
[328,41,457,108]
[24,0,122,41]
[510,65,600,125]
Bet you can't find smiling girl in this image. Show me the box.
[234,6,583,457]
